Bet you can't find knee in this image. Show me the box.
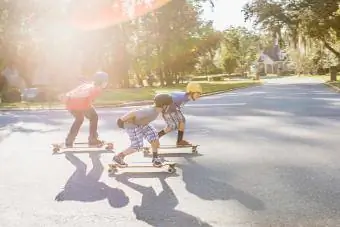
[165,126,175,132]
[178,121,185,126]
[90,112,98,122]
[75,116,84,124]
[150,140,160,148]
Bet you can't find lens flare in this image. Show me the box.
[70,0,172,30]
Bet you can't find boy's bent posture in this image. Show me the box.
[158,82,202,146]
[112,94,173,167]
[62,72,108,147]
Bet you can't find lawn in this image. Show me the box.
[307,73,340,82]
[0,81,260,109]
[304,74,340,90]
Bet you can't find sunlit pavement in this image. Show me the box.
[1,76,340,226]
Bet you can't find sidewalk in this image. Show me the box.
[0,83,261,111]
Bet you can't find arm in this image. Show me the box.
[116,174,148,193]
[120,111,136,122]
[117,111,136,128]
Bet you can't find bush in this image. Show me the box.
[2,87,21,103]
[191,76,208,81]
[210,76,222,81]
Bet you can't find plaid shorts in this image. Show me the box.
[162,108,186,130]
[125,124,158,149]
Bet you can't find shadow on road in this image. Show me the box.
[181,157,265,211]
[116,172,212,227]
[55,153,129,208]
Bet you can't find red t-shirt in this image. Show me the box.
[64,83,102,110]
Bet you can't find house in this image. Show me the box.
[256,37,290,75]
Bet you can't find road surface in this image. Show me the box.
[1,76,340,227]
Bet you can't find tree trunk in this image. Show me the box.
[116,25,130,88]
[164,67,173,86]
[136,74,144,87]
[158,67,165,86]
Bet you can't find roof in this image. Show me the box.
[258,44,285,63]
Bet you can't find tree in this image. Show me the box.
[222,57,237,74]
[219,27,260,75]
[126,0,220,86]
[243,0,340,60]
[0,0,220,89]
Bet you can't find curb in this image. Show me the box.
[324,82,340,92]
[0,82,261,111]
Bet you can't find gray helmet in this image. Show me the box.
[93,71,109,86]
[154,94,173,107]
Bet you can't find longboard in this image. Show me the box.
[143,144,199,154]
[108,161,176,174]
[51,141,114,154]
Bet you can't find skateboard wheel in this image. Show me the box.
[53,147,60,153]
[168,167,176,174]
[108,167,117,174]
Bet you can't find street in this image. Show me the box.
[1,76,340,226]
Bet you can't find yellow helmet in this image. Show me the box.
[186,82,202,93]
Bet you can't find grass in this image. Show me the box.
[306,73,340,82]
[0,81,260,109]
[327,80,340,89]
[304,74,340,90]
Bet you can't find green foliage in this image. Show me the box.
[222,57,238,74]
[243,0,340,60]
[219,27,260,74]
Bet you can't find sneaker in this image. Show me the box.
[88,138,104,147]
[113,155,127,167]
[152,156,163,168]
[177,140,192,146]
[65,139,73,148]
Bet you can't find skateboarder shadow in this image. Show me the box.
[55,153,129,208]
[116,173,212,227]
[181,157,265,211]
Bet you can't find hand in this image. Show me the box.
[117,118,124,129]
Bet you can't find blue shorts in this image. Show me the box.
[126,124,158,149]
[162,108,185,130]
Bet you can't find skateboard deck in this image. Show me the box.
[143,144,199,154]
[108,161,176,174]
[51,142,114,154]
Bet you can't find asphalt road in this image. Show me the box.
[1,76,340,227]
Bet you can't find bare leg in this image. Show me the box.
[113,147,138,166]
[150,140,163,167]
[150,140,160,157]
[119,147,138,157]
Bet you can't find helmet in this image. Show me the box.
[93,71,109,87]
[154,94,173,107]
[186,82,202,93]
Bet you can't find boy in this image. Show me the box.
[112,94,173,167]
[157,82,202,146]
[61,71,109,148]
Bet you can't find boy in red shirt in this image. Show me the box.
[62,71,108,148]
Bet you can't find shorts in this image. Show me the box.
[126,124,158,149]
[162,108,185,130]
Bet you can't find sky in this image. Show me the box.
[201,0,254,31]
